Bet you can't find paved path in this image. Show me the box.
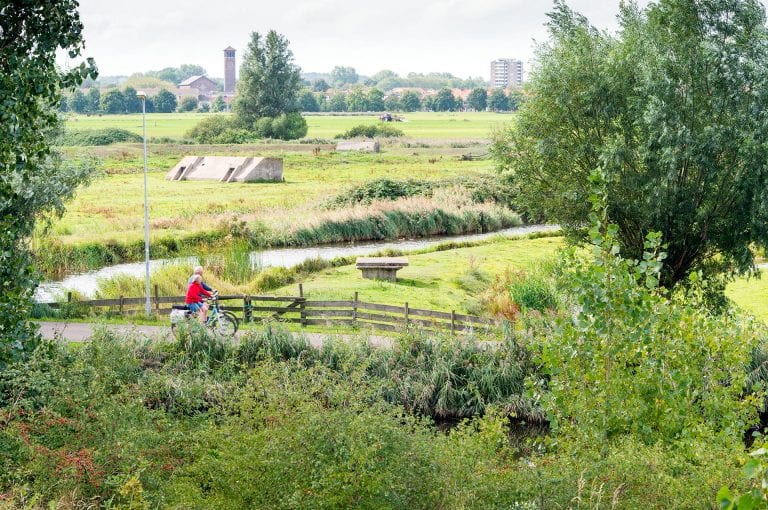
[36,321,393,349]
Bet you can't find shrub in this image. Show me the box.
[325,178,435,208]
[334,123,404,139]
[269,112,308,140]
[185,115,236,144]
[57,128,142,146]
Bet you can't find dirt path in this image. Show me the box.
[36,321,393,348]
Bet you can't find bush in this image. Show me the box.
[325,178,435,208]
[334,123,404,139]
[185,115,237,144]
[269,112,308,140]
[57,128,142,146]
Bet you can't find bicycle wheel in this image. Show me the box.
[212,312,238,336]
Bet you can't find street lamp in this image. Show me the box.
[137,91,151,316]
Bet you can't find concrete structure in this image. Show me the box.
[356,257,409,282]
[490,58,523,87]
[166,156,283,182]
[224,46,236,94]
[336,140,380,152]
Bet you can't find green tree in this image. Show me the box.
[491,0,768,292]
[233,30,302,128]
[383,94,400,111]
[100,88,125,113]
[346,88,369,112]
[211,95,226,112]
[59,94,69,112]
[85,87,100,113]
[0,0,97,366]
[330,66,358,87]
[123,86,141,113]
[179,95,199,112]
[70,89,87,113]
[400,90,421,112]
[299,90,320,112]
[508,90,523,111]
[327,93,347,112]
[467,88,487,111]
[433,88,456,112]
[367,88,385,111]
[153,89,177,113]
[487,89,509,111]
[177,64,206,83]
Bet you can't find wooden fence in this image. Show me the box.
[46,285,496,335]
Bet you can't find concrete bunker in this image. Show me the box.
[166,156,283,182]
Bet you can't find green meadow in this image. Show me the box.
[65,111,514,141]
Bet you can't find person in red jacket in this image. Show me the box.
[185,274,212,324]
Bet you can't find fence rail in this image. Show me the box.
[45,287,498,335]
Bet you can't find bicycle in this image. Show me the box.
[170,291,239,337]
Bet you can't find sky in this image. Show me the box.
[62,0,637,81]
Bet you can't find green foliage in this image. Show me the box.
[433,88,457,112]
[100,88,125,114]
[720,444,768,509]
[266,112,308,140]
[152,89,177,113]
[146,64,207,85]
[178,95,198,112]
[0,0,97,368]
[487,88,509,111]
[298,90,319,112]
[58,128,142,146]
[234,30,302,128]
[210,95,226,112]
[492,0,768,292]
[400,90,422,112]
[326,178,435,207]
[467,87,487,111]
[530,181,763,446]
[334,123,404,139]
[509,272,557,312]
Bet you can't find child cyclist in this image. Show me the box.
[185,274,212,324]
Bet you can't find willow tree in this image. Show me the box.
[0,0,97,366]
[492,0,768,293]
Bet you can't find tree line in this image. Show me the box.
[298,86,522,113]
[60,88,230,114]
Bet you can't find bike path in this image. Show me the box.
[35,321,393,348]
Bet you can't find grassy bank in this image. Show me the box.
[82,235,561,318]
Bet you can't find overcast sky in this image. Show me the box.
[62,0,638,80]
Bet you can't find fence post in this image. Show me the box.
[67,291,72,303]
[154,284,160,312]
[451,310,456,335]
[244,295,251,323]
[119,296,124,315]
[353,291,358,322]
[297,284,306,327]
[404,302,409,326]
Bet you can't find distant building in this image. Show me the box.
[224,46,236,94]
[179,75,218,95]
[490,58,523,88]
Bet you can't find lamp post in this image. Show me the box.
[137,91,151,316]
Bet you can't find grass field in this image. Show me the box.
[267,235,562,313]
[65,112,515,141]
[48,146,493,246]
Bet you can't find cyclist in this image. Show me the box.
[185,274,212,324]
[188,265,213,292]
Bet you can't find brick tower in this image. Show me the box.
[224,46,236,94]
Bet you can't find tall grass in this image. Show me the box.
[37,191,523,280]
